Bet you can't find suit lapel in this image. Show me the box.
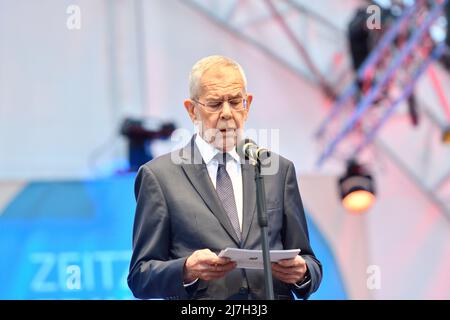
[241,163,256,247]
[180,137,241,246]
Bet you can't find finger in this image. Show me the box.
[272,263,306,279]
[277,258,297,267]
[212,264,237,274]
[271,263,294,274]
[209,261,237,273]
[200,255,231,266]
[222,261,237,267]
[272,270,299,284]
[213,257,232,265]
[196,262,219,272]
[272,270,291,281]
[203,261,230,273]
[281,255,307,268]
[220,261,237,272]
[202,262,231,274]
[200,271,229,281]
[273,258,305,269]
[276,268,305,282]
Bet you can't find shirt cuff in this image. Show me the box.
[294,268,311,289]
[293,278,311,289]
[183,278,199,287]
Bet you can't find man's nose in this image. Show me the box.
[220,101,232,119]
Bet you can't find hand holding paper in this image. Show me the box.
[218,248,301,269]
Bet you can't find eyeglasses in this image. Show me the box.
[192,96,248,113]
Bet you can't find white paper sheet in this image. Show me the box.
[218,248,301,269]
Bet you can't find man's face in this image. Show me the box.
[184,65,253,152]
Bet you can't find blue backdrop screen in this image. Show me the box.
[0,175,345,299]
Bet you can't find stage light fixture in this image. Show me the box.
[120,118,176,171]
[442,125,450,144]
[338,159,376,214]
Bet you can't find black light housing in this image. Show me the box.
[338,159,376,214]
[120,118,176,171]
[442,125,450,144]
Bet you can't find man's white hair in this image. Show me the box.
[189,55,248,99]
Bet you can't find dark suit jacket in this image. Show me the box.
[128,137,322,300]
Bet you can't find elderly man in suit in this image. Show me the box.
[128,55,322,300]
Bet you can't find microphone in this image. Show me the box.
[237,138,271,162]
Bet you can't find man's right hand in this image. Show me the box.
[183,249,237,283]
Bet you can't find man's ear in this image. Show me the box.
[184,99,197,122]
[244,94,253,121]
[247,94,253,107]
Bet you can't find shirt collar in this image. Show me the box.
[195,134,240,165]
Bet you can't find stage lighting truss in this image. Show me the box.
[184,0,450,218]
[183,0,354,99]
[315,1,449,166]
[314,0,450,218]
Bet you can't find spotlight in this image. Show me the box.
[338,159,376,214]
[120,118,176,171]
[442,125,450,144]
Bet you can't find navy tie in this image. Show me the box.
[216,153,241,242]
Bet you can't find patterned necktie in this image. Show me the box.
[215,153,241,242]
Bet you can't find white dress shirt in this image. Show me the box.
[195,134,243,231]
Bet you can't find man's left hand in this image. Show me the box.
[271,255,308,285]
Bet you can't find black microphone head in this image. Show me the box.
[237,138,256,159]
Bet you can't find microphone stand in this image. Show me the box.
[253,159,275,300]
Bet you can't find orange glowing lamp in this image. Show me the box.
[342,190,376,214]
[442,126,450,144]
[338,160,376,214]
